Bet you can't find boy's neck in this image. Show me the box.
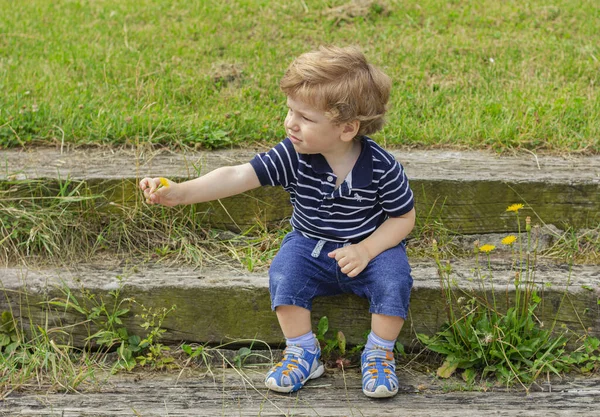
[322,138,362,184]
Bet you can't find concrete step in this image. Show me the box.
[3,147,600,234]
[2,260,598,348]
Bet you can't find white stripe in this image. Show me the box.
[295,200,373,216]
[382,191,413,208]
[298,169,336,186]
[295,228,348,243]
[294,218,378,241]
[297,182,329,196]
[379,163,401,182]
[347,188,377,195]
[270,148,287,186]
[294,209,383,231]
[295,193,323,203]
[258,157,275,186]
[281,143,298,182]
[380,176,407,198]
[264,154,280,184]
[370,143,395,165]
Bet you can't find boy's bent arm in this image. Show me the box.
[328,208,415,278]
[358,208,416,261]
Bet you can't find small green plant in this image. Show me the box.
[316,316,346,358]
[48,272,176,373]
[315,316,366,367]
[0,312,100,395]
[49,275,138,370]
[134,303,177,370]
[418,204,600,388]
[181,343,213,367]
[561,336,600,374]
[0,311,20,355]
[223,218,289,273]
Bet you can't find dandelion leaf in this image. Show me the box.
[437,359,459,378]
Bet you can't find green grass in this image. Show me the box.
[1,0,599,152]
[2,178,598,267]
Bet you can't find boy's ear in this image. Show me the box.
[341,120,360,142]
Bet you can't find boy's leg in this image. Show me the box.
[371,314,404,341]
[361,314,404,398]
[265,232,341,393]
[344,242,412,398]
[265,305,324,393]
[276,305,312,338]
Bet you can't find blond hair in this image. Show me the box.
[280,45,391,136]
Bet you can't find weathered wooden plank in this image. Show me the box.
[4,148,599,184]
[1,261,598,349]
[412,179,600,233]
[2,367,600,416]
[3,148,599,234]
[3,176,598,235]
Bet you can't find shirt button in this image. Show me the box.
[327,176,334,182]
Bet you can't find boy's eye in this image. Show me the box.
[302,115,313,122]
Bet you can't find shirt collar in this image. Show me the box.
[305,136,374,187]
[309,153,331,174]
[351,137,373,188]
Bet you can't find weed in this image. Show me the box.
[222,218,289,272]
[418,204,600,389]
[48,272,176,373]
[0,178,289,271]
[0,311,19,354]
[543,225,600,264]
[315,316,365,366]
[179,338,273,377]
[134,303,177,370]
[181,343,213,368]
[0,309,101,396]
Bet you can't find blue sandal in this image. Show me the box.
[361,347,399,398]
[265,345,325,393]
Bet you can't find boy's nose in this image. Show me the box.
[285,116,299,131]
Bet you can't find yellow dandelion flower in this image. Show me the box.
[501,235,517,246]
[479,244,496,253]
[159,177,170,187]
[506,203,524,213]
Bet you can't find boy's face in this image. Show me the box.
[284,96,351,156]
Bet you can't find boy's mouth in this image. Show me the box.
[289,134,302,143]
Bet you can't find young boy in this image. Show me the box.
[140,45,415,398]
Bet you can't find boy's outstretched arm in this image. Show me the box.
[328,208,416,278]
[140,163,261,207]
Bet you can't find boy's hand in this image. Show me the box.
[328,244,371,278]
[139,177,179,207]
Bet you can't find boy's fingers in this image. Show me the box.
[347,268,360,278]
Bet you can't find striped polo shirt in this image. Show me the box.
[249,136,414,243]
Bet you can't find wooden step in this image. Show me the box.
[2,261,597,348]
[3,366,600,416]
[4,147,600,233]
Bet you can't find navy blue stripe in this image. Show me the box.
[250,137,414,242]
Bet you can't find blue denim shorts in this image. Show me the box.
[269,230,413,319]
